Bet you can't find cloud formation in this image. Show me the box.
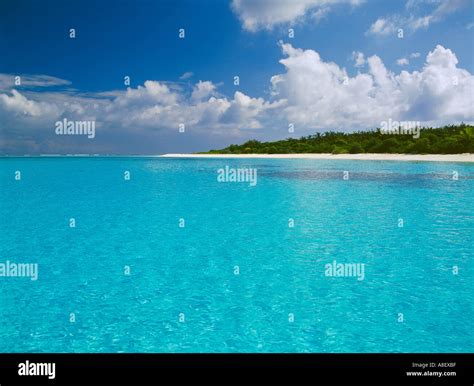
[352,51,366,68]
[179,71,194,80]
[397,58,409,66]
[1,44,473,154]
[269,43,473,129]
[0,78,282,153]
[368,0,470,36]
[231,0,364,32]
[0,74,71,91]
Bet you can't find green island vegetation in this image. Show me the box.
[203,124,474,154]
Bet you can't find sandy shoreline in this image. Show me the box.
[160,153,474,163]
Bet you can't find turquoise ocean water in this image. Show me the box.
[0,157,472,353]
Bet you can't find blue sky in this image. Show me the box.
[0,0,473,154]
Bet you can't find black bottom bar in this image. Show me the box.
[0,354,472,385]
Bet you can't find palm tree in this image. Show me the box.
[457,126,474,141]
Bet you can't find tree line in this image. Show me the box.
[203,124,474,154]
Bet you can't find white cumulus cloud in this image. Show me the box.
[1,43,472,153]
[231,0,364,32]
[352,51,366,68]
[0,77,284,153]
[269,43,474,129]
[191,81,217,102]
[397,58,409,66]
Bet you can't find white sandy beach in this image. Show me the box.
[160,153,474,163]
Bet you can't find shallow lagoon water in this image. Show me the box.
[0,157,472,353]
